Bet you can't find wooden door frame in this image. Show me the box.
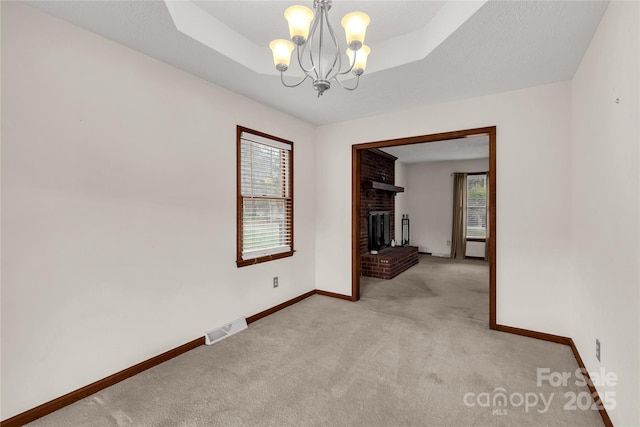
[351,126,497,329]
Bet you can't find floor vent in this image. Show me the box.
[205,317,248,345]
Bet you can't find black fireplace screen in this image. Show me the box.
[368,211,391,251]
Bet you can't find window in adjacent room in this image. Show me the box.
[466,173,487,241]
[237,126,293,267]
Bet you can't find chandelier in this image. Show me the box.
[269,0,371,97]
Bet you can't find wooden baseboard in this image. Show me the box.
[5,297,613,427]
[246,290,354,323]
[495,324,613,427]
[2,290,318,426]
[315,289,355,301]
[567,338,614,427]
[246,290,316,324]
[0,337,205,427]
[493,324,572,345]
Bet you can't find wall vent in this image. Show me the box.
[205,317,248,345]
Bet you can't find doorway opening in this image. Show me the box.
[351,126,497,329]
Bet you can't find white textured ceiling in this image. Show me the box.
[380,135,489,164]
[194,1,447,47]
[23,0,609,126]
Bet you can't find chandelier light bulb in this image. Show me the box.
[269,39,295,71]
[284,5,314,45]
[347,45,371,76]
[341,11,370,51]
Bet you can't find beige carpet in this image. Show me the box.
[28,256,603,426]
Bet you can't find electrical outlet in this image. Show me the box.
[446,240,451,246]
[596,339,600,362]
[273,277,279,288]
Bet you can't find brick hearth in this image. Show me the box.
[361,246,419,280]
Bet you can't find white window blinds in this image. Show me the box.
[239,131,293,261]
[466,174,487,238]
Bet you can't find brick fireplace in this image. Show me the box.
[360,149,418,279]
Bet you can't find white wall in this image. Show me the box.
[570,2,639,425]
[405,158,489,257]
[316,81,573,336]
[394,161,407,244]
[1,3,316,420]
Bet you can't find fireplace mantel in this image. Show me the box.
[365,180,405,193]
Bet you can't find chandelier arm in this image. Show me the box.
[280,71,310,88]
[297,11,321,78]
[333,74,360,91]
[324,9,342,81]
[296,44,316,76]
[336,41,358,76]
[317,4,326,79]
[337,58,357,76]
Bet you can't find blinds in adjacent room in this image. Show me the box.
[239,131,293,262]
[466,174,487,239]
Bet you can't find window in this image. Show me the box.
[466,173,487,240]
[237,126,293,267]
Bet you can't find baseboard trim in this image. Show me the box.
[494,324,571,345]
[567,338,614,427]
[5,299,613,427]
[246,290,354,324]
[0,336,205,427]
[495,324,613,427]
[3,290,318,426]
[246,290,316,324]
[315,289,355,301]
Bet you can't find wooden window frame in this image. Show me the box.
[236,126,294,267]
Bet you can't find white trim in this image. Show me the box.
[242,245,291,260]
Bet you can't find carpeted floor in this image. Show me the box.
[28,255,604,426]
